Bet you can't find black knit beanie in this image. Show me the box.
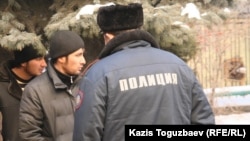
[49,30,85,59]
[13,45,44,64]
[97,3,143,32]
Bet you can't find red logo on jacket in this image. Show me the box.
[75,90,84,110]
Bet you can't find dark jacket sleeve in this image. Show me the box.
[191,76,215,124]
[19,85,53,141]
[73,77,106,141]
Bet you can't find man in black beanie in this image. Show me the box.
[0,43,47,140]
[73,3,215,141]
[19,30,86,141]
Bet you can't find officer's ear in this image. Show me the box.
[103,33,114,44]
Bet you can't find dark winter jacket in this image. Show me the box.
[73,29,215,141]
[0,61,22,141]
[19,62,80,141]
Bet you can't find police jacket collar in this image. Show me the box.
[99,29,160,59]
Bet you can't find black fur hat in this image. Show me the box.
[97,3,143,32]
